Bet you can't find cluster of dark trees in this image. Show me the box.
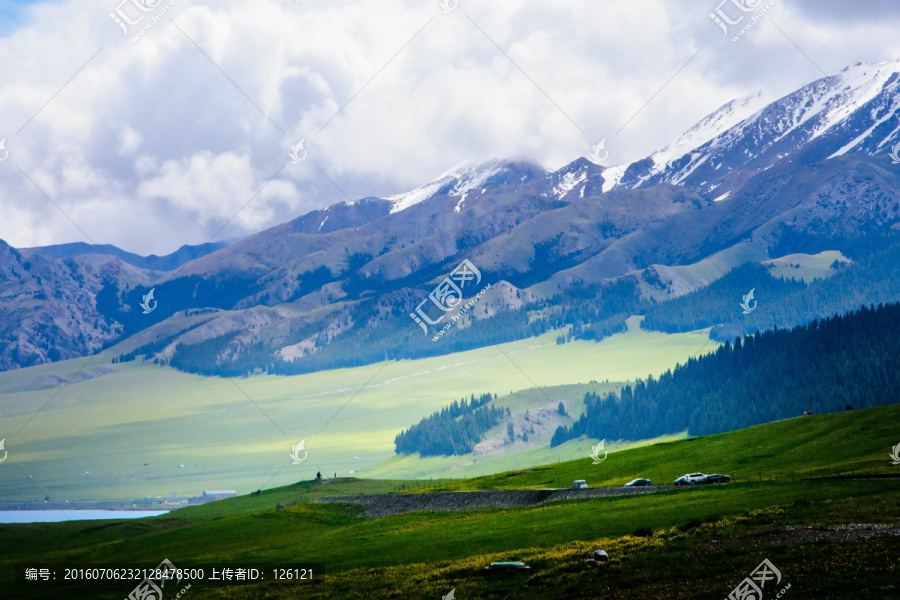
[394,393,508,456]
[552,302,900,446]
[547,277,640,342]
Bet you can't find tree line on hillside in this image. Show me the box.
[163,237,900,379]
[167,307,552,378]
[642,238,900,342]
[394,393,508,456]
[113,319,215,364]
[551,302,900,446]
[640,262,805,336]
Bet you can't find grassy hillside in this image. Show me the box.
[0,324,714,501]
[173,402,900,504]
[1,403,898,599]
[429,403,900,491]
[764,250,852,282]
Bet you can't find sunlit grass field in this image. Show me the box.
[0,323,714,500]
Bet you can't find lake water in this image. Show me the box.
[0,510,170,523]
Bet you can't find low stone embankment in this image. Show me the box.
[318,486,658,518]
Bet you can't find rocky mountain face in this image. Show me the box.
[0,241,134,369]
[2,59,900,373]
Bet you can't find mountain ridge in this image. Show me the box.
[2,58,900,373]
[23,240,231,272]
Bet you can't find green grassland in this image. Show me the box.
[363,380,635,480]
[426,402,900,491]
[362,432,688,481]
[2,404,898,599]
[643,241,770,299]
[0,324,714,501]
[764,250,852,282]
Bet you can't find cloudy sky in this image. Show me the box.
[1,0,899,255]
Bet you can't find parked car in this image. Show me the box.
[573,480,588,489]
[674,473,706,486]
[700,474,731,485]
[624,478,653,487]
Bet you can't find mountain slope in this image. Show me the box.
[612,59,900,194]
[0,241,134,369]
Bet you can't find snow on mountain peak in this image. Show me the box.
[609,90,771,189]
[648,92,769,173]
[770,59,900,147]
[333,59,900,220]
[385,158,546,214]
[605,57,900,193]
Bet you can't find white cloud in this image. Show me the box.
[118,126,143,156]
[0,0,897,255]
[137,150,301,231]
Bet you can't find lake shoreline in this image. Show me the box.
[0,500,188,511]
[0,509,170,523]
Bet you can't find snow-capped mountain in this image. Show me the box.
[284,158,549,236]
[5,58,900,373]
[610,59,900,195]
[295,59,900,222]
[543,158,606,201]
[604,91,770,191]
[384,158,547,214]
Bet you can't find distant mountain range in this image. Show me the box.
[2,58,900,373]
[26,241,230,271]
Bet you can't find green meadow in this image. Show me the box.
[1,404,897,599]
[0,323,713,501]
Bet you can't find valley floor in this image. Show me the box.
[0,324,712,501]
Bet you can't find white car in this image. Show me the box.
[573,480,588,489]
[674,473,706,486]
